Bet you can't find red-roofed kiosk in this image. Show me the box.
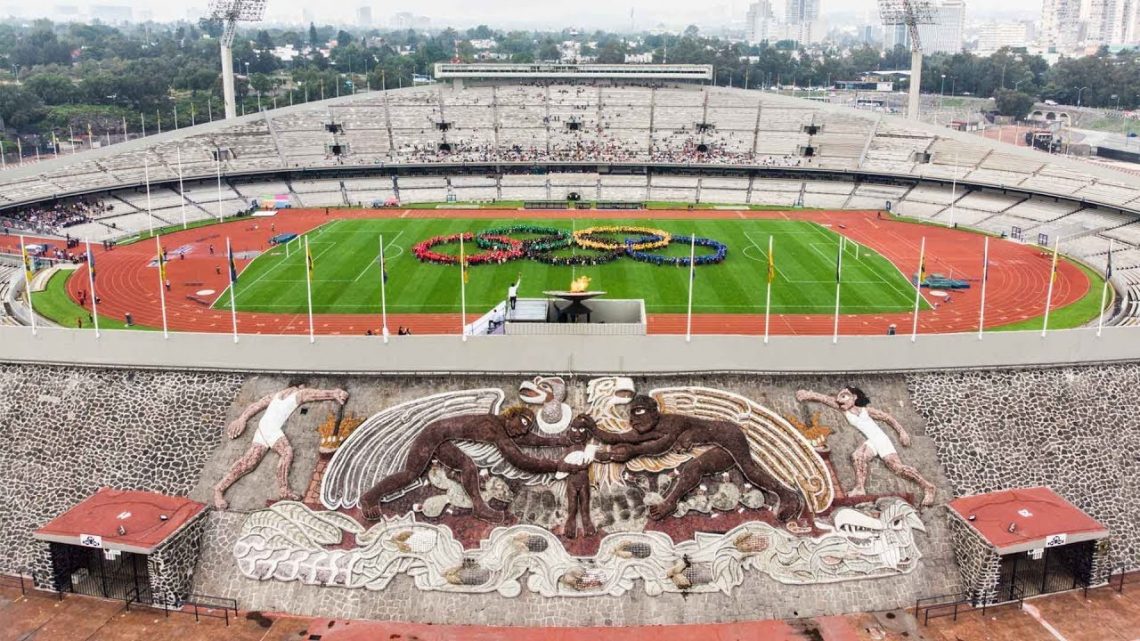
[32,488,208,605]
[947,487,1111,605]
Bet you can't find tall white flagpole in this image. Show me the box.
[949,154,959,228]
[19,235,36,335]
[460,234,468,342]
[832,237,844,344]
[1042,236,1060,337]
[764,235,773,344]
[86,239,100,338]
[911,237,926,342]
[155,235,168,338]
[304,237,315,344]
[216,154,224,222]
[227,237,238,343]
[1098,239,1112,337]
[379,234,389,343]
[177,148,187,229]
[144,155,154,235]
[685,233,696,343]
[978,236,990,340]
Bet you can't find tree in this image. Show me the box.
[336,30,353,48]
[0,85,47,129]
[24,73,77,105]
[994,90,1035,118]
[309,22,319,48]
[595,41,627,64]
[255,30,274,51]
[538,40,560,62]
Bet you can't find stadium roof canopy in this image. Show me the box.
[433,63,713,81]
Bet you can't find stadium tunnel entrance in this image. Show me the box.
[32,488,209,606]
[948,487,1111,605]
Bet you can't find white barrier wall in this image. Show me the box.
[1,326,1138,374]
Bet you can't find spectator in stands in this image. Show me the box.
[2,198,105,236]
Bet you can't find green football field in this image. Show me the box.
[215,217,930,315]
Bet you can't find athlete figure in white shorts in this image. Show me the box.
[213,382,348,510]
[795,385,936,507]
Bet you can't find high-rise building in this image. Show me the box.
[784,0,821,44]
[745,0,778,44]
[393,12,430,31]
[1040,0,1083,51]
[976,21,1030,53]
[356,6,373,26]
[1092,0,1139,44]
[881,1,965,54]
[922,0,966,53]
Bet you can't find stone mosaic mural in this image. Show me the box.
[232,377,932,597]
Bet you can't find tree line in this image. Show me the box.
[0,19,1137,150]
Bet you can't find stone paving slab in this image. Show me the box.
[3,584,1140,641]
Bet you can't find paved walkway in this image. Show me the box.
[2,582,1137,641]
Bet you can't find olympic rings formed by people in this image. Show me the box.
[573,226,671,251]
[478,225,572,253]
[413,232,523,264]
[413,226,728,268]
[626,236,729,266]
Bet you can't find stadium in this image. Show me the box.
[0,62,1138,640]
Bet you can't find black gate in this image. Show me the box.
[56,546,151,603]
[999,541,1094,599]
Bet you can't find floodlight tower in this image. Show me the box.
[878,0,936,120]
[208,0,268,120]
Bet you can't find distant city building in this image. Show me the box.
[745,0,778,44]
[977,21,1030,53]
[356,6,373,27]
[90,4,131,23]
[881,0,965,53]
[784,0,822,45]
[1088,0,1139,45]
[924,0,966,53]
[1040,0,1083,51]
[624,52,654,63]
[393,12,431,31]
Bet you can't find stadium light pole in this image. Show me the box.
[878,0,937,121]
[209,0,268,120]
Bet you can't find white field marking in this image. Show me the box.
[739,244,880,283]
[1023,603,1069,641]
[232,236,338,302]
[353,230,405,282]
[743,228,875,280]
[802,223,918,304]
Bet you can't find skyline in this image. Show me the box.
[0,1,1043,30]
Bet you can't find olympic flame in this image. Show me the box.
[570,276,591,293]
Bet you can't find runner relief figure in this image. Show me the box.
[795,385,936,507]
[213,382,348,509]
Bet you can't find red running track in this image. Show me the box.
[0,208,1089,336]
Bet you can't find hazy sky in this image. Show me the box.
[10,0,1044,29]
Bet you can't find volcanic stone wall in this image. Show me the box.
[0,364,243,577]
[148,513,208,605]
[907,365,1140,574]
